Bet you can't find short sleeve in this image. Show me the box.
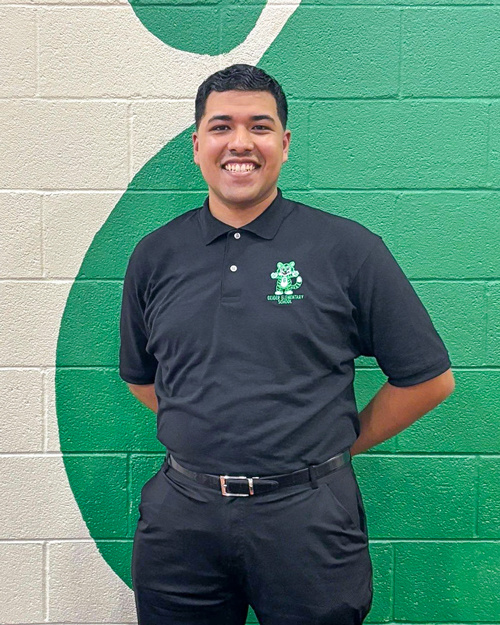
[349,237,451,387]
[119,244,158,385]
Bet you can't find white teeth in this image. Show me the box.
[224,163,256,172]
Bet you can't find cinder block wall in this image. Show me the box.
[1,0,499,623]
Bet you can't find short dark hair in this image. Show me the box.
[195,64,288,131]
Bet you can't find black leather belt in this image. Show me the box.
[166,449,351,496]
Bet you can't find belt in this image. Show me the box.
[166,449,351,497]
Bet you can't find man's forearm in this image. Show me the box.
[127,383,158,414]
[350,368,455,457]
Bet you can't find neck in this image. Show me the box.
[207,188,278,228]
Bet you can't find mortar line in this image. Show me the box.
[391,541,396,620]
[2,2,497,6]
[34,7,39,99]
[41,368,47,454]
[40,193,45,279]
[397,8,403,99]
[4,95,500,103]
[486,101,493,186]
[473,454,480,539]
[43,540,48,622]
[128,102,133,184]
[7,187,500,193]
[483,281,491,364]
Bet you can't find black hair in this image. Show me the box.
[195,64,288,131]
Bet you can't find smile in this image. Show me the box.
[222,162,259,174]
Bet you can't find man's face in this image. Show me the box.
[193,90,291,210]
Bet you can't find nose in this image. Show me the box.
[227,126,254,153]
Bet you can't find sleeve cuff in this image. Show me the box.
[119,369,156,385]
[387,357,452,388]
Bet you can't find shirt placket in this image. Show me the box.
[220,229,244,302]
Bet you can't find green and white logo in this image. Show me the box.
[267,260,304,305]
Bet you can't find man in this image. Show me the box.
[119,64,454,625]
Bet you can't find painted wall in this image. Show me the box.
[1,0,499,623]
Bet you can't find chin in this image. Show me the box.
[221,189,259,205]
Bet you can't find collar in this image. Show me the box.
[198,188,294,245]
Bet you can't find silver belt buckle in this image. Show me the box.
[219,475,255,496]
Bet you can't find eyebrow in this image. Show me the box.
[206,114,276,124]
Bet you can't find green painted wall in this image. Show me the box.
[56,2,500,623]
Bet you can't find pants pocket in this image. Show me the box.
[355,483,369,538]
[321,464,363,532]
[137,464,171,531]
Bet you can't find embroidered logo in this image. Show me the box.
[267,261,304,305]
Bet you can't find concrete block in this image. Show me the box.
[131,100,194,179]
[487,100,500,187]
[397,371,500,453]
[56,369,161,452]
[394,542,500,621]
[402,8,500,96]
[486,282,500,363]
[478,456,500,538]
[310,100,489,189]
[55,280,122,366]
[0,369,43,452]
[0,101,129,190]
[48,541,136,622]
[354,455,476,539]
[0,281,71,367]
[0,456,88,539]
[43,192,122,279]
[0,192,42,278]
[0,543,43,623]
[0,8,36,97]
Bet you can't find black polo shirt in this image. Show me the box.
[119,189,451,475]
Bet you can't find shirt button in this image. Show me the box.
[230,265,237,272]
[234,232,241,239]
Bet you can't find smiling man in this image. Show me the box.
[120,64,454,625]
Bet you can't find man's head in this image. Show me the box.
[193,64,291,213]
[195,64,288,131]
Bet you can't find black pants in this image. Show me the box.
[132,456,373,625]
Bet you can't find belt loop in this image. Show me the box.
[308,464,319,489]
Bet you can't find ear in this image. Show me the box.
[282,129,291,164]
[192,131,200,166]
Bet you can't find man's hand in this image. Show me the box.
[350,368,455,457]
[127,383,158,414]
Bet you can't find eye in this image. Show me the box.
[253,125,271,131]
[210,125,230,131]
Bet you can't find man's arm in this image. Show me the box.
[350,368,455,457]
[127,383,158,414]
